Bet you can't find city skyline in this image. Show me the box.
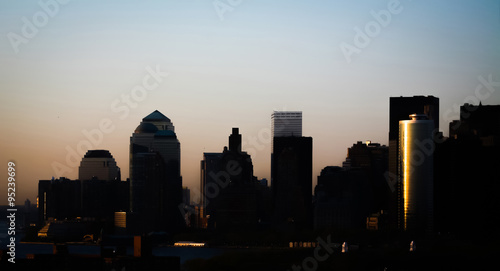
[1,0,500,204]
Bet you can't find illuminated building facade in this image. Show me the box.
[389,96,439,230]
[398,114,434,236]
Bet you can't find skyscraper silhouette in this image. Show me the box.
[434,103,500,238]
[130,110,184,233]
[271,111,312,230]
[214,128,259,229]
[200,152,223,228]
[271,111,303,188]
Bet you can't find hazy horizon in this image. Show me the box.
[1,0,499,203]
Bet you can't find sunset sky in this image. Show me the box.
[1,0,499,203]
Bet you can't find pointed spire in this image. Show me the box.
[142,110,170,122]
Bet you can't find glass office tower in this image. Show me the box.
[399,114,434,236]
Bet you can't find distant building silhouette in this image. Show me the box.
[272,136,313,230]
[434,103,500,239]
[130,110,184,233]
[398,114,434,237]
[314,166,369,229]
[199,128,271,230]
[211,128,262,229]
[78,150,128,227]
[388,96,439,230]
[314,141,389,230]
[344,141,389,214]
[78,150,120,181]
[199,152,223,228]
[271,111,312,230]
[450,103,500,144]
[271,111,303,190]
[38,177,81,223]
[38,150,129,239]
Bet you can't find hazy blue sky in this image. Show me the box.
[1,0,499,203]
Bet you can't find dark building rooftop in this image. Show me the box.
[142,110,171,122]
[83,150,113,159]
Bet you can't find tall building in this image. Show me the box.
[434,103,500,238]
[389,96,439,141]
[271,111,312,230]
[200,152,223,227]
[271,111,303,187]
[214,128,260,229]
[130,110,184,233]
[314,141,389,231]
[200,128,271,230]
[79,150,120,181]
[272,137,313,230]
[78,150,128,225]
[389,96,439,178]
[398,114,434,236]
[345,141,390,216]
[388,96,438,229]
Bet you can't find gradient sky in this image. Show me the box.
[1,0,499,204]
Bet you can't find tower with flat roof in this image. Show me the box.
[271,111,312,230]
